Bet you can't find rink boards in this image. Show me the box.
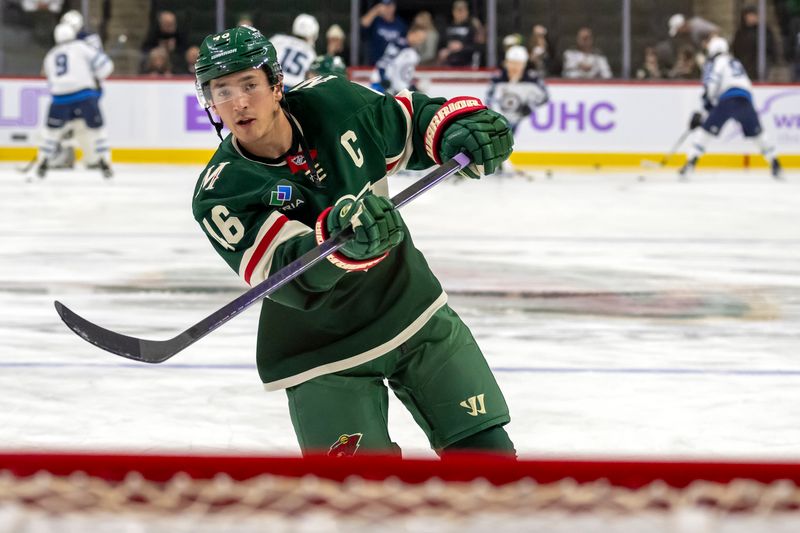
[1,75,799,168]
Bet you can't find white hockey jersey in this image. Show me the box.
[372,40,420,95]
[486,69,549,127]
[43,39,113,95]
[78,30,104,50]
[270,34,317,90]
[702,53,752,106]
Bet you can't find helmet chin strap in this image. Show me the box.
[280,95,324,189]
[205,108,225,141]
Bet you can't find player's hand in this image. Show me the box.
[439,109,514,179]
[327,194,404,260]
[689,112,704,130]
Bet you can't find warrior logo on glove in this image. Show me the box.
[426,97,514,179]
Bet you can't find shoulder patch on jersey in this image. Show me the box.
[195,161,231,197]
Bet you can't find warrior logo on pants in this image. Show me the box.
[328,433,363,457]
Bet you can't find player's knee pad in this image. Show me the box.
[440,424,516,457]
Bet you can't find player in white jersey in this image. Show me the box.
[370,25,427,95]
[61,10,104,50]
[270,14,318,90]
[680,36,783,180]
[45,10,104,170]
[30,23,114,180]
[486,45,549,175]
[486,45,549,132]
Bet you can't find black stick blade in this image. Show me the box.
[54,301,181,363]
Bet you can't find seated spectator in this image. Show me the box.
[668,13,719,48]
[412,11,439,65]
[528,24,560,76]
[360,0,407,65]
[635,46,665,79]
[794,22,800,81]
[733,5,776,79]
[668,44,701,79]
[438,0,484,67]
[141,10,187,72]
[143,46,172,77]
[184,45,200,75]
[562,27,612,79]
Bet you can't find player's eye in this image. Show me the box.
[214,88,230,99]
[244,82,258,93]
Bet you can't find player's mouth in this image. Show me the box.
[236,118,256,127]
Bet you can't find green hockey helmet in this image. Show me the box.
[306,55,347,79]
[194,25,282,109]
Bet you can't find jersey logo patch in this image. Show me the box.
[285,149,316,173]
[285,149,327,183]
[328,433,363,457]
[269,184,292,206]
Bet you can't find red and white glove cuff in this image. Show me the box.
[424,96,487,164]
[315,207,388,272]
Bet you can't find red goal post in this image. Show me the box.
[2,452,800,531]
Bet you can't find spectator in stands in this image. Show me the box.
[360,0,407,65]
[438,0,485,67]
[528,24,560,77]
[668,44,701,79]
[562,27,612,79]
[794,23,800,81]
[141,10,187,73]
[326,24,349,61]
[635,46,665,79]
[668,13,719,48]
[184,45,200,75]
[143,46,172,77]
[733,5,777,79]
[412,11,439,65]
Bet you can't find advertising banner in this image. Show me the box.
[1,77,798,164]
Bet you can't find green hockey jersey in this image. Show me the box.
[192,75,466,390]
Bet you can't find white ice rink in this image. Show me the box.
[1,163,799,459]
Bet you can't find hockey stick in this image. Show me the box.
[640,128,693,168]
[54,152,472,363]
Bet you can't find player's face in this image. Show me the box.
[209,69,283,146]
[506,59,525,80]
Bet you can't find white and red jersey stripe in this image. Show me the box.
[238,212,312,286]
[385,90,415,175]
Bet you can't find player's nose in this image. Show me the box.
[232,94,249,111]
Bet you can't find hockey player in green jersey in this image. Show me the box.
[192,25,515,457]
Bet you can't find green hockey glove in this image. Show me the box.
[326,194,404,261]
[439,109,514,179]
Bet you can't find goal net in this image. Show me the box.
[1,452,799,532]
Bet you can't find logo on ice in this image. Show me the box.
[328,433,363,457]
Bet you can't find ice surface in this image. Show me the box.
[1,163,799,459]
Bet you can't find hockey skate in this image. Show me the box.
[26,160,48,182]
[771,159,784,181]
[87,160,114,179]
[678,157,697,181]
